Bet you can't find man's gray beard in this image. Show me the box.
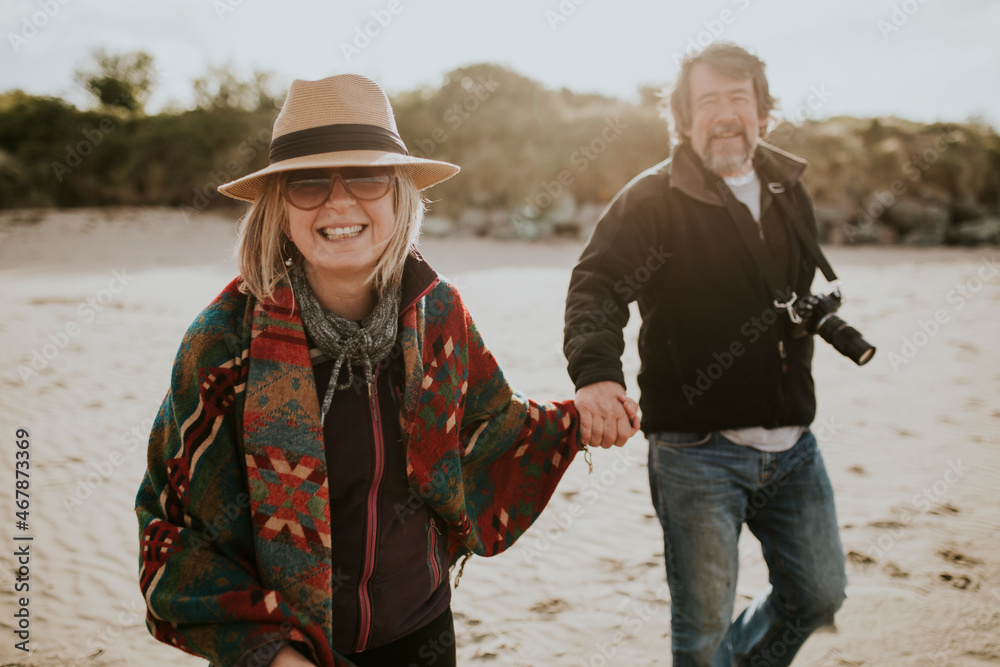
[703,138,753,176]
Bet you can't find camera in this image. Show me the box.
[789,289,876,366]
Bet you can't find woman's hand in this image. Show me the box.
[271,645,317,666]
[618,394,641,439]
[575,381,641,448]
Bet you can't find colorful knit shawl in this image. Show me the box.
[135,273,580,666]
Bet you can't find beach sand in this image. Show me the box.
[0,207,998,666]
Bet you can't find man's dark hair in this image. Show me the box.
[665,43,778,143]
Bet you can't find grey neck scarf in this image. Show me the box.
[289,263,401,422]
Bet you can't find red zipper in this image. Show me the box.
[354,366,385,653]
[428,517,442,590]
[352,276,438,650]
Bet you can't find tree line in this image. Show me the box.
[1,50,997,241]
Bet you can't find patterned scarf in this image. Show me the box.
[289,263,400,421]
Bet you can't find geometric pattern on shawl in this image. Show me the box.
[136,278,338,666]
[398,278,580,559]
[136,263,581,667]
[243,287,334,645]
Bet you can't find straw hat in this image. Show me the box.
[217,74,459,202]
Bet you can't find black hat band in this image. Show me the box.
[269,123,408,164]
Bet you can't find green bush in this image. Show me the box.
[1,63,997,222]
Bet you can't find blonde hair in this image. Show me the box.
[236,167,425,303]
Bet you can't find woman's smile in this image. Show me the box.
[318,223,367,241]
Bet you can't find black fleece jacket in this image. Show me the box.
[564,141,821,433]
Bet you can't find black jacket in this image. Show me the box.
[564,141,820,433]
[313,254,450,655]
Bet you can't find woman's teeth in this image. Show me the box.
[320,225,364,239]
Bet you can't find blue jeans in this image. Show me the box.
[647,430,846,667]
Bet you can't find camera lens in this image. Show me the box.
[817,315,876,366]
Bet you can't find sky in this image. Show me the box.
[2,0,998,128]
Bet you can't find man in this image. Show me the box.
[564,43,847,666]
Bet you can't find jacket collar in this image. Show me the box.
[400,249,440,313]
[669,140,807,207]
[260,248,440,316]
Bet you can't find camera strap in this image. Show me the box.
[767,182,838,284]
[719,183,803,323]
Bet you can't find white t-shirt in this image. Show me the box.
[719,171,804,452]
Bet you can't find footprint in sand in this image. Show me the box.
[846,550,875,565]
[939,573,975,590]
[937,549,982,566]
[883,562,909,578]
[529,598,570,615]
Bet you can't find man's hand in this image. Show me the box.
[575,381,641,448]
[271,645,317,666]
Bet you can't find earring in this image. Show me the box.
[282,236,298,268]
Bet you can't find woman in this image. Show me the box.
[135,74,638,667]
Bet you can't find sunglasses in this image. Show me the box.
[280,167,395,210]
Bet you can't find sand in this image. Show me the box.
[0,207,998,666]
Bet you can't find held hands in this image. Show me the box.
[575,381,641,448]
[271,645,317,666]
